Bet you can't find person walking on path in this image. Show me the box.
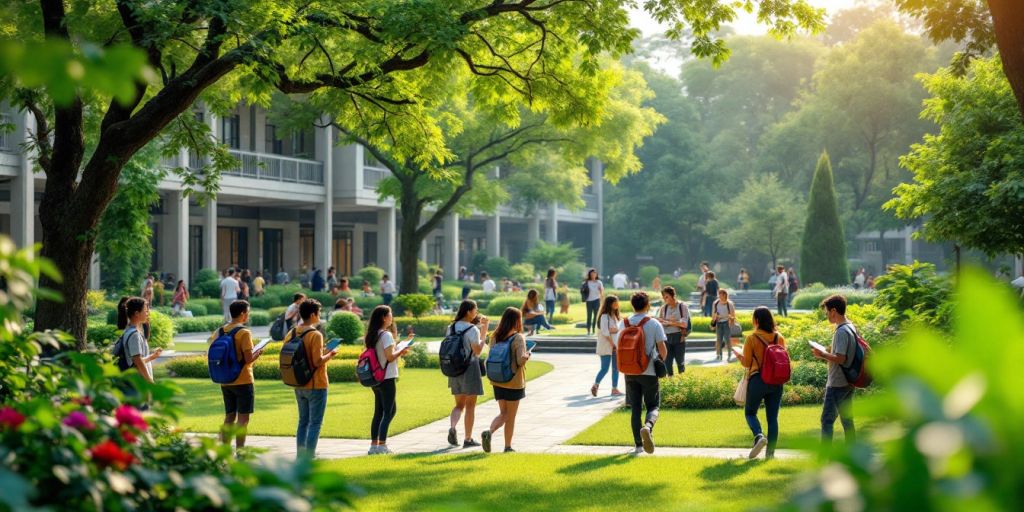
[711,288,737,362]
[737,268,750,291]
[583,268,605,336]
[482,307,531,453]
[696,262,710,316]
[787,268,799,308]
[367,305,413,455]
[544,269,558,324]
[220,268,241,323]
[446,300,489,449]
[622,292,667,455]
[522,289,556,335]
[592,295,623,397]
[732,307,787,460]
[657,286,690,375]
[285,293,306,329]
[252,271,265,297]
[380,274,396,305]
[291,299,338,459]
[171,280,189,316]
[812,295,858,446]
[214,300,265,451]
[141,274,155,307]
[703,271,720,318]
[773,265,789,318]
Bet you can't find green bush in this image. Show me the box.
[663,273,700,295]
[86,290,107,315]
[659,363,826,409]
[468,291,501,301]
[189,298,222,314]
[193,268,219,284]
[791,287,875,310]
[353,296,383,311]
[249,311,270,327]
[194,279,221,298]
[358,266,385,287]
[639,265,660,286]
[86,322,120,348]
[248,294,282,310]
[487,296,527,315]
[172,315,224,334]
[260,344,364,360]
[402,343,440,369]
[873,262,954,329]
[184,303,207,316]
[327,312,365,344]
[484,257,512,279]
[800,152,849,286]
[524,241,581,272]
[393,316,452,337]
[166,355,360,382]
[551,314,573,324]
[268,306,287,318]
[561,261,586,283]
[395,293,435,318]
[509,262,536,284]
[148,310,174,349]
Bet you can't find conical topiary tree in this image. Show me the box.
[800,151,849,286]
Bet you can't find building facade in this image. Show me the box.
[0,104,604,289]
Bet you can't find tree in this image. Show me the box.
[524,241,582,273]
[704,174,804,269]
[0,0,823,345]
[800,151,848,286]
[886,56,1024,257]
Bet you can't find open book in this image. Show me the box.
[253,338,273,353]
[394,339,416,353]
[807,340,829,353]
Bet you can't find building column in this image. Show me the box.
[315,119,334,271]
[167,190,190,283]
[378,207,397,280]
[11,112,35,248]
[903,226,914,265]
[444,213,460,278]
[591,159,605,271]
[352,224,365,271]
[89,253,101,290]
[1016,255,1023,277]
[314,204,331,271]
[419,238,428,263]
[527,216,540,250]
[486,215,501,258]
[546,203,558,244]
[203,199,217,271]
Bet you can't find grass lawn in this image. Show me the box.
[170,340,209,353]
[567,405,869,449]
[326,453,807,511]
[172,362,552,438]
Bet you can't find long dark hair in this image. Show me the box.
[587,268,598,281]
[597,295,620,321]
[364,305,393,349]
[117,296,147,329]
[546,268,557,289]
[175,280,185,292]
[522,289,539,310]
[492,307,522,343]
[453,299,477,324]
[752,306,776,333]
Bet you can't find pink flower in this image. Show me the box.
[115,405,148,431]
[89,440,135,470]
[62,411,95,431]
[0,407,25,430]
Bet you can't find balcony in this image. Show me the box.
[162,149,324,185]
[582,193,598,212]
[0,113,12,152]
[363,166,388,189]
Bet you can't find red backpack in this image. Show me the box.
[840,324,873,389]
[617,317,650,375]
[753,333,791,385]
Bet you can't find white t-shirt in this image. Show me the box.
[544,280,557,301]
[482,279,496,293]
[585,280,603,302]
[380,280,396,294]
[597,314,621,355]
[697,273,707,290]
[220,277,239,300]
[1012,276,1024,289]
[376,330,400,380]
[854,273,866,286]
[774,272,789,294]
[612,273,628,289]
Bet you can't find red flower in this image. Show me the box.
[120,429,138,444]
[0,407,25,430]
[90,440,135,470]
[62,411,95,431]
[115,405,148,431]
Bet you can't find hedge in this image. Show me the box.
[792,287,875,310]
[392,316,451,337]
[148,311,174,349]
[87,322,121,348]
[487,297,528,315]
[249,311,270,327]
[326,312,365,343]
[659,362,830,409]
[184,303,208,317]
[166,355,360,382]
[172,315,226,334]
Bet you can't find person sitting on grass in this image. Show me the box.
[212,300,264,452]
[521,289,555,335]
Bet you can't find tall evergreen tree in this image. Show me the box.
[801,151,849,286]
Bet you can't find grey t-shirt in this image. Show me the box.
[627,312,667,376]
[659,302,689,335]
[826,323,857,387]
[123,326,152,378]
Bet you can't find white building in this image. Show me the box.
[0,104,604,288]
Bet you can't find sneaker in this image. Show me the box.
[590,384,598,397]
[378,445,393,455]
[749,435,768,459]
[503,447,515,453]
[463,439,481,449]
[640,426,655,454]
[481,430,492,453]
[448,427,458,446]
[610,388,623,396]
[631,446,644,456]
[367,445,380,455]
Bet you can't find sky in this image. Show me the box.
[629,0,861,37]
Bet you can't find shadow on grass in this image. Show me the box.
[696,458,760,482]
[555,453,633,475]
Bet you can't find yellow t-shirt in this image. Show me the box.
[209,323,255,386]
[253,276,265,293]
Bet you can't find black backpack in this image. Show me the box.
[439,324,474,377]
[279,329,315,387]
[112,330,133,372]
[580,280,589,302]
[270,314,288,341]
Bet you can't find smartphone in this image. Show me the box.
[325,338,343,351]
[526,340,538,353]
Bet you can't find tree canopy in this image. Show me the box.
[704,174,804,269]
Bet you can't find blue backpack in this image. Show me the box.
[208,326,245,384]
[486,335,517,383]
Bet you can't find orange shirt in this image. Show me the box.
[288,327,328,390]
[209,323,255,386]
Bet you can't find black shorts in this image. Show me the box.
[493,385,525,402]
[221,384,255,415]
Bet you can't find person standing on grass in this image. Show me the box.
[220,268,241,323]
[592,295,623,397]
[367,305,413,455]
[584,268,605,336]
[380,274,396,305]
[703,271,720,318]
[114,297,162,384]
[732,307,786,459]
[446,300,490,449]
[285,293,306,329]
[657,286,690,375]
[481,272,496,294]
[812,294,858,446]
[482,307,531,453]
[773,265,789,317]
[522,289,556,335]
[711,288,737,362]
[171,280,189,316]
[544,268,558,324]
[623,292,667,455]
[290,299,338,459]
[214,300,264,451]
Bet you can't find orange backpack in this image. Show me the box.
[617,317,650,375]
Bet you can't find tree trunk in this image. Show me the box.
[398,204,423,295]
[989,0,1024,118]
[35,202,95,350]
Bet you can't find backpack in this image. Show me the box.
[270,314,287,341]
[579,280,589,302]
[279,329,315,387]
[617,317,651,375]
[207,326,245,384]
[840,324,873,388]
[752,333,791,385]
[486,335,518,383]
[661,302,691,337]
[356,335,390,387]
[112,328,136,372]
[439,324,474,377]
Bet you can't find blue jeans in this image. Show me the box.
[586,300,600,333]
[525,314,554,332]
[776,293,788,317]
[821,386,856,444]
[595,354,619,388]
[703,296,713,316]
[745,373,783,456]
[295,388,328,457]
[382,293,394,305]
[545,300,556,323]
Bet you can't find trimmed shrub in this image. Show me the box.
[86,290,107,315]
[395,294,435,318]
[184,303,207,317]
[148,310,175,349]
[562,261,586,282]
[327,312,365,344]
[249,294,282,310]
[166,355,360,382]
[190,298,222,314]
[260,344,363,359]
[792,287,875,310]
[639,265,660,286]
[358,266,385,287]
[402,343,440,369]
[353,296,383,311]
[486,296,528,315]
[467,291,501,301]
[664,274,700,295]
[659,363,826,409]
[268,306,288,318]
[800,152,849,286]
[172,315,224,334]
[393,316,452,337]
[483,257,511,279]
[509,263,535,284]
[194,279,222,299]
[193,268,219,284]
[249,311,271,327]
[86,322,120,348]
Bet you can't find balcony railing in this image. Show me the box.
[0,113,12,152]
[582,193,598,212]
[363,166,388,189]
[164,149,324,185]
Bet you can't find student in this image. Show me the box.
[558,283,571,314]
[612,269,628,290]
[583,268,604,336]
[522,289,555,335]
[461,270,473,301]
[704,271,719,318]
[651,275,661,292]
[623,292,667,455]
[339,277,352,294]
[141,275,155,306]
[326,267,338,294]
[544,268,558,324]
[787,268,799,308]
[657,286,690,374]
[592,295,623,397]
[737,268,750,291]
[731,307,786,459]
[711,288,736,362]
[773,265,789,317]
[310,268,325,292]
[360,280,373,297]
[480,272,496,293]
[252,271,265,297]
[446,300,490,448]
[347,298,363,318]
[696,262,710,316]
[380,274,396,305]
[214,300,265,450]
[115,297,162,384]
[812,295,857,445]
[285,293,306,329]
[432,269,444,299]
[237,271,250,302]
[366,305,413,454]
[482,307,531,453]
[290,299,338,459]
[220,268,241,322]
[171,280,189,316]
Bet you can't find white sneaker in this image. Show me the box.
[749,435,768,459]
[367,445,380,455]
[378,445,394,455]
[631,446,644,456]
[640,426,655,454]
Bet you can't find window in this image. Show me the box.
[333,230,353,276]
[364,150,383,168]
[221,115,240,149]
[265,124,283,154]
[363,231,378,268]
[299,226,315,272]
[261,229,283,275]
[217,227,248,269]
[290,129,314,159]
[189,225,203,283]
